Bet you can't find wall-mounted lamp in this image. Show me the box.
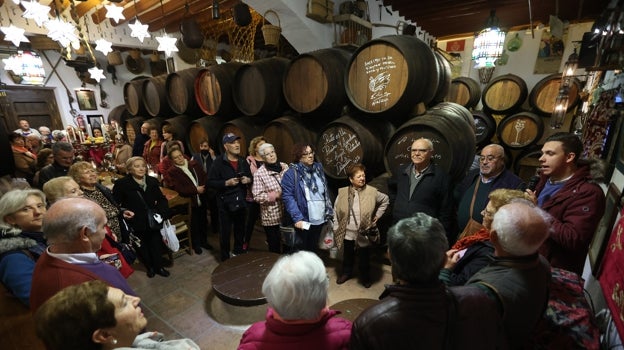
[472,10,506,84]
[212,0,220,20]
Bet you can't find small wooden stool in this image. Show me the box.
[211,252,280,306]
[329,298,379,322]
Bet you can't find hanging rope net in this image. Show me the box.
[202,10,262,63]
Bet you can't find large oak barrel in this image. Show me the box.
[472,110,497,147]
[430,50,452,105]
[482,74,528,114]
[445,77,481,109]
[263,115,319,164]
[233,57,290,117]
[107,104,131,128]
[513,146,543,183]
[345,35,438,117]
[162,115,192,153]
[496,111,544,149]
[317,115,395,179]
[166,67,202,116]
[123,117,145,145]
[217,117,265,158]
[187,116,225,155]
[195,62,243,117]
[283,48,351,117]
[384,103,476,183]
[142,74,173,117]
[529,74,582,116]
[123,77,149,116]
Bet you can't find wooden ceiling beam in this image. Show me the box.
[146,0,237,33]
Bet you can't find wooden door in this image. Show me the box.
[0,86,63,132]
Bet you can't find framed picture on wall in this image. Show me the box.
[589,183,622,275]
[75,89,97,111]
[87,115,104,137]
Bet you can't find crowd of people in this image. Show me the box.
[1,118,608,349]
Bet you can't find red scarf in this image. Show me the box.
[11,145,36,160]
[452,227,490,251]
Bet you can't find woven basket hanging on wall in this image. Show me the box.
[262,10,281,46]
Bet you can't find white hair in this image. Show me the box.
[258,143,275,157]
[491,201,551,256]
[262,251,328,320]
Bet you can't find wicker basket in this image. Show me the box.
[262,10,281,46]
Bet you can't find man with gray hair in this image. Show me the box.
[36,141,75,188]
[390,138,453,239]
[350,213,505,349]
[466,200,551,349]
[29,198,136,312]
[454,143,524,238]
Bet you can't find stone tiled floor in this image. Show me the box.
[127,226,393,349]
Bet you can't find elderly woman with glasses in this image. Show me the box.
[439,188,532,286]
[251,143,288,254]
[281,143,333,253]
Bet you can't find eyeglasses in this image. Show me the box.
[479,155,500,162]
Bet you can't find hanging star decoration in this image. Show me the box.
[45,17,79,48]
[21,0,51,27]
[2,56,20,72]
[129,19,150,43]
[88,66,106,82]
[156,34,178,57]
[94,38,113,56]
[1,24,30,47]
[105,4,125,24]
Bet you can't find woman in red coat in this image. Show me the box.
[166,147,210,254]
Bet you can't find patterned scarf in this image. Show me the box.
[296,162,321,194]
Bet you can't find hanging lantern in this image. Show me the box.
[472,10,506,84]
[562,48,579,78]
[551,90,569,129]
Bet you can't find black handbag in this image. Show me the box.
[136,191,164,230]
[221,191,246,211]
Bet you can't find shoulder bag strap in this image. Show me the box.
[468,179,481,218]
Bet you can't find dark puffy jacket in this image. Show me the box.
[350,283,507,350]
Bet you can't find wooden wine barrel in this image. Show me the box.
[195,62,243,116]
[123,117,145,145]
[345,35,438,117]
[166,67,202,116]
[482,74,528,114]
[107,104,131,126]
[283,48,351,116]
[513,146,543,183]
[384,103,476,183]
[217,117,265,158]
[162,115,192,153]
[428,102,475,132]
[472,110,497,147]
[496,111,544,149]
[263,115,319,164]
[317,115,395,179]
[187,116,225,155]
[430,50,452,106]
[445,77,481,109]
[142,74,173,118]
[233,57,290,117]
[529,74,582,116]
[123,78,149,116]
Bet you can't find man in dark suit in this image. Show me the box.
[131,121,152,156]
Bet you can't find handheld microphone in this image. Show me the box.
[527,169,541,191]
